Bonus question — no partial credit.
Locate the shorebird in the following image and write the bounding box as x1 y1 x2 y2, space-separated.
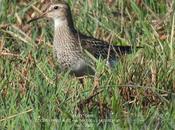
28 2 139 77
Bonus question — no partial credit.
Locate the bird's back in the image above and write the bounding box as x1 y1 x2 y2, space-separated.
76 32 135 61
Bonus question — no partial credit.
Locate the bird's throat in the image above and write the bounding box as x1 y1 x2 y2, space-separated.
54 18 67 29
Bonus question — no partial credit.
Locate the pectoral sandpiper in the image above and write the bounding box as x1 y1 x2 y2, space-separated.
28 1 140 77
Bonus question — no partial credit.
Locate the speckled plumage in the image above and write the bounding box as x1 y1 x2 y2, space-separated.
29 2 137 77
53 23 93 76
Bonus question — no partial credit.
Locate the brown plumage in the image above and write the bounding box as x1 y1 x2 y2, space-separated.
28 2 139 77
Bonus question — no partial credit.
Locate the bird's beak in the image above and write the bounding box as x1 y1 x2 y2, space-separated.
27 12 47 23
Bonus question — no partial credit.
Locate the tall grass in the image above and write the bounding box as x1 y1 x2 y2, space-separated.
0 0 175 129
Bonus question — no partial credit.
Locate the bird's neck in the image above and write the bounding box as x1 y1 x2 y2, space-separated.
54 16 75 31
53 18 76 47
54 18 66 29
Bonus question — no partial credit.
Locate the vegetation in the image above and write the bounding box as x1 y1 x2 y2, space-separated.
0 0 175 129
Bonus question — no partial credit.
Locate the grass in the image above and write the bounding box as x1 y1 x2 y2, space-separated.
0 0 175 129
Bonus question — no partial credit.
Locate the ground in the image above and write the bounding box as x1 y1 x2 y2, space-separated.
0 0 175 129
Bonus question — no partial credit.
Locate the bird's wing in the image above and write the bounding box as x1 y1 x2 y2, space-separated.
77 33 134 59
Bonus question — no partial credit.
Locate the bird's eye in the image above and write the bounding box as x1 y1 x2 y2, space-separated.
54 6 59 10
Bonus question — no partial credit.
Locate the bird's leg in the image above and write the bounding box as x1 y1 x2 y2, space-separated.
78 77 84 85
77 76 87 86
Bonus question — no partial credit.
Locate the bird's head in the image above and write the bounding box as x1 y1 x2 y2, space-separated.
28 2 74 28
44 2 70 20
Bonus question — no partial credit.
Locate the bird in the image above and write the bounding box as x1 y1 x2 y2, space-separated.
28 1 140 77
